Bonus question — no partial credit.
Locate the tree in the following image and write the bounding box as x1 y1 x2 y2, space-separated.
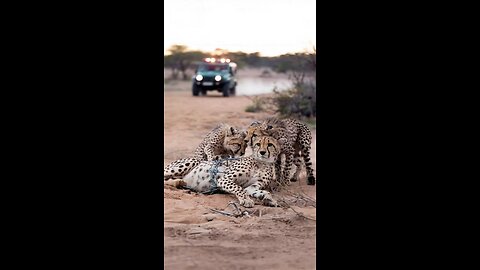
164 45 206 80
164 54 179 79
178 51 205 80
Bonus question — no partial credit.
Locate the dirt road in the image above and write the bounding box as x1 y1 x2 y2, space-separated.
163 84 317 269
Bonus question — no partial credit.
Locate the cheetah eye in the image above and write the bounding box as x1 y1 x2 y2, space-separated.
268 143 273 147
252 134 257 137
255 143 260 146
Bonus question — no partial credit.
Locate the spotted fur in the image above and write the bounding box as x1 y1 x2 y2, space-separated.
163 124 247 180
244 117 315 185
164 157 201 181
177 135 284 208
193 123 245 161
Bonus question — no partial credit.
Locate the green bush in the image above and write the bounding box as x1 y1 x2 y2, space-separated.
245 97 265 113
272 81 316 118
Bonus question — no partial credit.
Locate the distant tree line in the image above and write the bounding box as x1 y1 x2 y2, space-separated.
164 45 316 80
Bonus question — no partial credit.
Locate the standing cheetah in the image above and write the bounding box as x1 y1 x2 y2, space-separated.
244 117 315 185
281 118 315 185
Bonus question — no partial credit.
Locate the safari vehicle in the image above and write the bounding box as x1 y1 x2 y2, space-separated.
192 58 237 97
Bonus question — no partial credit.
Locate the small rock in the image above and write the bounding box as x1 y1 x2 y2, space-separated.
186 227 210 235
205 214 215 221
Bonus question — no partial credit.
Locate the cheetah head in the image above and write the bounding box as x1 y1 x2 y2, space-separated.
251 135 282 163
224 129 247 157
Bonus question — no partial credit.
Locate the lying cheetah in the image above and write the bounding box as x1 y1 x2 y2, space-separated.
167 135 285 208
244 117 315 185
164 124 247 180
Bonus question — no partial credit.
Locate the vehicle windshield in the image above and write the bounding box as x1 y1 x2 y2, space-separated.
197 64 229 72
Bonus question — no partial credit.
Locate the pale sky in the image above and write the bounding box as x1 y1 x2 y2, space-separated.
164 0 316 57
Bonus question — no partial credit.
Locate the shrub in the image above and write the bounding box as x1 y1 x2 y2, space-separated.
245 96 265 113
245 46 316 119
272 80 316 118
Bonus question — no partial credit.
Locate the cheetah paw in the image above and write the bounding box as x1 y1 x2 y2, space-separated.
260 193 273 201
239 197 254 208
261 194 278 207
264 199 279 207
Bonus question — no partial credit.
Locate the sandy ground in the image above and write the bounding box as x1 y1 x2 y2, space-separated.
164 70 317 270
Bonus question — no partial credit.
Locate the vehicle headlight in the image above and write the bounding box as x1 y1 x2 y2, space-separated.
215 75 222 81
195 75 203 81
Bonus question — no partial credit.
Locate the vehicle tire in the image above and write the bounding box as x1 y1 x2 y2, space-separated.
230 86 236 96
222 84 230 97
201 89 207 96
192 85 200 96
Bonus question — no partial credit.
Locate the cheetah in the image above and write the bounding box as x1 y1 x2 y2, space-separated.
193 123 246 161
163 124 247 180
244 118 295 187
244 117 315 185
172 135 285 207
280 118 315 185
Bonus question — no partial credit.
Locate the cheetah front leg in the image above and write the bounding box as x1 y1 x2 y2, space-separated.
274 156 283 183
217 170 255 208
281 150 294 186
291 153 304 182
244 177 278 207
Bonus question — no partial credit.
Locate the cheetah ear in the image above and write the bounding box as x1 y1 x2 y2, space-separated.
230 127 236 135
264 128 275 136
250 121 261 127
278 138 287 145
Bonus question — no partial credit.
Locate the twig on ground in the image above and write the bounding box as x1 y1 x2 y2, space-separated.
279 188 316 208
227 201 243 216
276 198 316 222
208 208 237 217
207 201 253 218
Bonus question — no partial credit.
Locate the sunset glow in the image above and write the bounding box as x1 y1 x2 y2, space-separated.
164 0 316 56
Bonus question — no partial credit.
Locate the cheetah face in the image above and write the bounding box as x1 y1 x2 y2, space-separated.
224 132 247 157
252 136 280 163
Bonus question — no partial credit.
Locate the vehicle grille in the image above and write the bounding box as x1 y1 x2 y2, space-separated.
202 76 215 82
